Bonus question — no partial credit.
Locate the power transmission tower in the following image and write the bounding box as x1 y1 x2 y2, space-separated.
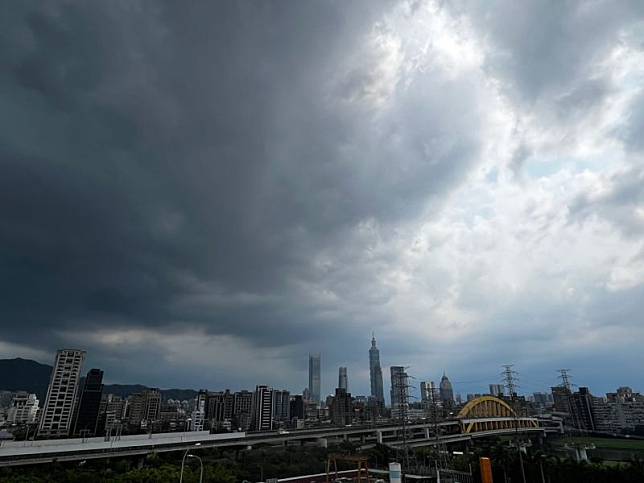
501 364 519 397
501 364 526 483
557 369 579 430
557 369 573 391
427 384 449 470
393 367 414 471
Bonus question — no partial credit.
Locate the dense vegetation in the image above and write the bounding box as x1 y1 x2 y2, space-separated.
2 437 644 482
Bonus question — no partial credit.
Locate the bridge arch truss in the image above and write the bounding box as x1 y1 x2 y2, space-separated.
457 396 539 434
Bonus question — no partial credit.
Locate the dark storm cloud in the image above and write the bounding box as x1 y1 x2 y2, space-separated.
0 0 481 375
3 0 643 396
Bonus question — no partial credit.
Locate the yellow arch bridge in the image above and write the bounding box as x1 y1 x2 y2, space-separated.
457 396 539 434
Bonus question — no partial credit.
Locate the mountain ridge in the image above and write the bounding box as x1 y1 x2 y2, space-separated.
0 358 198 401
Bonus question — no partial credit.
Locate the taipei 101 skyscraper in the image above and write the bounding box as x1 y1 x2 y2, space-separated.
369 334 385 404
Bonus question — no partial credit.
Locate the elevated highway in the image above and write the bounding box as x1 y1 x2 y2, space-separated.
0 414 561 467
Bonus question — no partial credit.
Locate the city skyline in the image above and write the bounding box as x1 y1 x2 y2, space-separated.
1 1 644 397
4 344 643 438
8 343 637 406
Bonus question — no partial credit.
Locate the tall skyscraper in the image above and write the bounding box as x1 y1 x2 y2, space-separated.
390 366 410 411
369 335 384 404
73 368 104 436
38 349 86 438
338 367 348 391
252 385 274 431
439 372 454 405
308 353 321 406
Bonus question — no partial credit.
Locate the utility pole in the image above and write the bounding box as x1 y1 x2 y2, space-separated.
501 364 526 483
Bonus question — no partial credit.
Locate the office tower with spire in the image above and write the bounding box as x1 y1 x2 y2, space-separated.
439 372 454 405
308 353 321 406
38 349 86 438
338 367 348 391
369 335 385 404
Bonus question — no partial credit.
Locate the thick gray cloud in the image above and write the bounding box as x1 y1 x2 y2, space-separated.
1 0 643 398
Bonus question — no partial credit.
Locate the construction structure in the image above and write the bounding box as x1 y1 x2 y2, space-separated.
325 453 370 483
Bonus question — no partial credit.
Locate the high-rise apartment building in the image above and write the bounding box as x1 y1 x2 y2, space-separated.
127 389 161 429
6 392 39 425
252 385 274 431
206 390 235 428
38 349 86 438
289 395 305 421
272 390 290 424
420 381 440 405
190 391 207 431
338 367 348 391
73 368 104 436
420 381 430 402
369 335 385 404
330 388 353 426
569 387 596 431
308 353 321 406
233 390 253 431
96 394 125 435
551 386 572 414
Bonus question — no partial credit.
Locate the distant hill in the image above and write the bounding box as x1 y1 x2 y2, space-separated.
0 358 198 402
0 358 52 401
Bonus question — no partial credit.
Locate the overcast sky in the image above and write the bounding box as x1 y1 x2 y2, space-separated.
1 0 643 399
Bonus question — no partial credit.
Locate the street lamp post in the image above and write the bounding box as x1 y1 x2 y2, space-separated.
179 443 202 483
190 454 203 483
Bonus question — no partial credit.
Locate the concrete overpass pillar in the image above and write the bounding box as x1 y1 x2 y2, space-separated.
317 438 328 448
425 428 431 439
377 430 383 444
